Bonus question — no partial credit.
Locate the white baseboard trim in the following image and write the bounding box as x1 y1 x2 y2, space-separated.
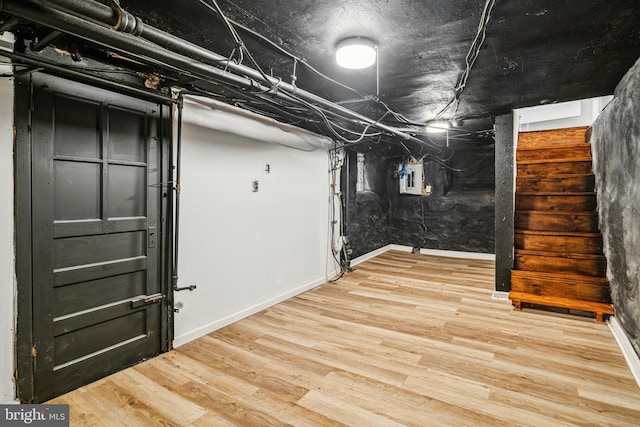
388 244 496 260
608 316 640 389
172 271 336 348
350 244 496 267
350 245 393 266
492 291 510 300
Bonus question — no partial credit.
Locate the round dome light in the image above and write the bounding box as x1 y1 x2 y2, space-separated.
335 38 377 69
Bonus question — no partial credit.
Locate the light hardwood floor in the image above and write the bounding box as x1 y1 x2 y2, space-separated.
50 250 640 426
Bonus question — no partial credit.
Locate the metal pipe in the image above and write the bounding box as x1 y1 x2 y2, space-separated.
171 95 196 293
343 149 351 265
10 0 441 153
2 1 260 88
173 97 182 286
37 0 117 24
32 30 64 52
0 50 173 103
44 0 388 125
0 17 20 32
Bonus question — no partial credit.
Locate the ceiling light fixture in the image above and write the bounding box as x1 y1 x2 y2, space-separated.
335 37 377 69
426 120 451 133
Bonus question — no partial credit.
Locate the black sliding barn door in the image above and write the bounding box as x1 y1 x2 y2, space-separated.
20 74 171 401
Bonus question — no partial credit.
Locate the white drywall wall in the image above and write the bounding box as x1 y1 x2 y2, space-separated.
173 101 335 346
0 73 15 402
517 96 613 131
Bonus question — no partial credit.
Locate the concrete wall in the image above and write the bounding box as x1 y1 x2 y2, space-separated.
590 57 640 357
345 151 390 258
345 138 496 258
173 100 334 346
0 75 15 403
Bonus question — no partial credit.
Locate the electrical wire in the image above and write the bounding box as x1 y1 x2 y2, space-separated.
193 0 470 152
197 0 433 130
327 147 348 282
228 9 443 152
201 0 244 64
435 0 497 120
426 152 491 172
197 0 367 99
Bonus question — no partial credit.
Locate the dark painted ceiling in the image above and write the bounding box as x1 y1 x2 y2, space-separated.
120 0 640 121
3 0 640 150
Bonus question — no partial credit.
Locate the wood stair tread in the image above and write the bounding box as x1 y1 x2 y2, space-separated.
511 269 608 284
509 291 614 314
517 126 589 145
516 192 595 196
517 164 593 177
517 157 592 165
516 142 591 151
515 209 598 217
515 210 596 216
514 249 605 260
515 229 602 238
517 173 594 179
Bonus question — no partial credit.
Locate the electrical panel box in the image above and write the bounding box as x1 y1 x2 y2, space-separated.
399 161 424 195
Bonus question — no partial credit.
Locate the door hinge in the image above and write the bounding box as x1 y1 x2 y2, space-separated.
31 346 37 357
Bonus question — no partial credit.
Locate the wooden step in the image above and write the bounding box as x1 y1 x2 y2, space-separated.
514 230 603 254
517 142 591 151
511 270 609 303
509 291 613 322
515 193 596 212
516 175 594 193
517 126 589 148
515 210 598 232
517 161 592 177
514 249 606 277
516 144 592 163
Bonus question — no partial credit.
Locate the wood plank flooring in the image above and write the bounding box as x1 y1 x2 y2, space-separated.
49 250 640 426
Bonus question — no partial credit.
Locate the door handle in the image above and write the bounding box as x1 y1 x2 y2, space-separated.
131 293 165 308
148 226 157 248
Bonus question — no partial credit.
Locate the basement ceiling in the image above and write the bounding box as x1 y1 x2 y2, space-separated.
3 0 640 149
122 0 640 119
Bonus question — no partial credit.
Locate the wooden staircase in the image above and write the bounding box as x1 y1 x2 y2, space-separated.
509 126 613 322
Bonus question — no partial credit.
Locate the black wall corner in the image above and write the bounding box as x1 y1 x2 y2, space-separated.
590 57 640 357
494 113 514 292
343 150 391 259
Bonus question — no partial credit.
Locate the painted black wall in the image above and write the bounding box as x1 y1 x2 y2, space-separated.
590 57 640 357
344 151 391 258
388 141 495 253
345 138 496 259
494 114 515 292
